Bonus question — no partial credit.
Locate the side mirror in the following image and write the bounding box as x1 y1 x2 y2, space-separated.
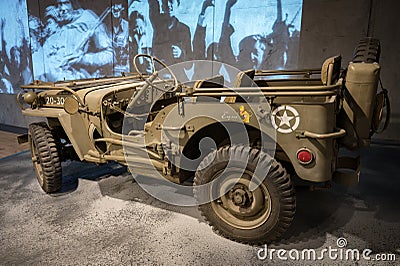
63 96 80 115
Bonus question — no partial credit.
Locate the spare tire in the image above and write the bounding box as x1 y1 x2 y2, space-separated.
352 37 380 63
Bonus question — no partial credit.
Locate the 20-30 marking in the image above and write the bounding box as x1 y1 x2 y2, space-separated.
45 96 65 106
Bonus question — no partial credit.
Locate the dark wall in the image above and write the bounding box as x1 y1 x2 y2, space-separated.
298 0 399 140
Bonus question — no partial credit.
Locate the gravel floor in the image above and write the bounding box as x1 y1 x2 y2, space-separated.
0 143 399 265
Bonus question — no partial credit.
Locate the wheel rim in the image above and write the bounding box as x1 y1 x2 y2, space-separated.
211 169 272 230
29 135 44 187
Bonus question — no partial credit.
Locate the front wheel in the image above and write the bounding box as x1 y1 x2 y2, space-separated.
194 145 295 244
29 122 62 193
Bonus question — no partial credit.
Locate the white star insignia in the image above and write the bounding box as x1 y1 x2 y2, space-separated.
276 110 294 128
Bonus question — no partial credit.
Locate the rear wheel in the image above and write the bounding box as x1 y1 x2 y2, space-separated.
194 145 295 244
29 122 62 193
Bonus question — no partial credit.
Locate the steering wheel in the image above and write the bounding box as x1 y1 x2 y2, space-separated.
133 54 179 92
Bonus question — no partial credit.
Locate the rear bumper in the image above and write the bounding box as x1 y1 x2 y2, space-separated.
333 156 360 186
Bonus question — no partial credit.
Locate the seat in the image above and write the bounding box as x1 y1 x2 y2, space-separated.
193 75 224 89
190 75 224 102
224 69 256 103
321 55 342 85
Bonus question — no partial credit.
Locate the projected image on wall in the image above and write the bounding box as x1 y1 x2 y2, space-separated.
110 0 130 76
0 0 303 92
129 0 303 72
0 1 32 94
27 0 114 82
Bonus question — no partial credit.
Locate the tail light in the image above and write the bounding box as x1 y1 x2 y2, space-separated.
296 148 314 165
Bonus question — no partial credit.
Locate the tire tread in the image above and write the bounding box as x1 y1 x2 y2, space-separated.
29 122 62 193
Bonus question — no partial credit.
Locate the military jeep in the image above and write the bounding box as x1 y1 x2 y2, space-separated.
17 38 389 244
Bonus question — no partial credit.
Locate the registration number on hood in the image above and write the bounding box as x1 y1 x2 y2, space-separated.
42 95 67 107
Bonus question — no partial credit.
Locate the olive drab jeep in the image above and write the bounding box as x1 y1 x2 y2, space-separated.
17 38 390 244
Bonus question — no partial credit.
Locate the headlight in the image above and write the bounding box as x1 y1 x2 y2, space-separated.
23 91 37 104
